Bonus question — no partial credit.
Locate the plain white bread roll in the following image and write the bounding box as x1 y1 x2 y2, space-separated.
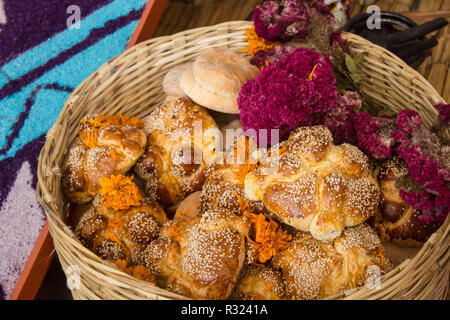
180 47 259 114
162 62 193 96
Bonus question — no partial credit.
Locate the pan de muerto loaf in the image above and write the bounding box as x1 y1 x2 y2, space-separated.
143 208 251 299
244 126 380 241
371 157 442 246
200 136 265 216
272 223 391 299
134 97 219 210
74 174 166 282
63 114 147 204
231 265 286 300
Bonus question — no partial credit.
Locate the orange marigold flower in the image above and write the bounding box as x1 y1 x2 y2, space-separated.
264 282 274 293
131 265 155 283
240 26 280 58
243 211 292 264
114 260 155 283
169 223 182 242
230 136 258 184
80 114 144 148
99 174 142 211
115 259 129 272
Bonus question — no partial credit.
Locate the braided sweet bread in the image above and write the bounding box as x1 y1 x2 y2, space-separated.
200 136 264 216
63 114 147 204
272 223 392 300
134 97 219 210
371 157 442 246
231 265 286 300
143 207 251 299
75 175 167 277
244 126 379 241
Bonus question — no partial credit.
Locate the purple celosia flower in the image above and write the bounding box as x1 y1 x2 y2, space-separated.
395 109 422 133
435 103 450 124
253 0 334 42
238 47 339 144
250 45 296 69
329 31 351 53
352 108 449 223
319 91 362 144
392 109 449 222
353 112 396 160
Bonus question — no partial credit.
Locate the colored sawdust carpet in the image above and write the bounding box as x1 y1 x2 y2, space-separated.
0 0 147 299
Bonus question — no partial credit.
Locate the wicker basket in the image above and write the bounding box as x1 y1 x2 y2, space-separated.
36 21 449 300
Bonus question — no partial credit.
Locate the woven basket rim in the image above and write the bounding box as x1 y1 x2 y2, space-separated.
36 20 449 300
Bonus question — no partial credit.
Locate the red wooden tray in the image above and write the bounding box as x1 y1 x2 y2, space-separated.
10 0 168 300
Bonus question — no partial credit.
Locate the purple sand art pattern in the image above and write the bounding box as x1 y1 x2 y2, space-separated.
0 0 111 65
0 150 47 298
0 7 144 100
0 84 73 156
0 0 147 299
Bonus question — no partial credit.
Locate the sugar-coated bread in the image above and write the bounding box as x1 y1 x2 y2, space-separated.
75 193 167 269
144 208 251 299
62 114 147 204
231 265 286 300
371 157 442 246
272 223 392 300
162 63 193 96
180 47 259 114
200 136 263 216
174 191 201 221
134 97 219 210
244 126 380 241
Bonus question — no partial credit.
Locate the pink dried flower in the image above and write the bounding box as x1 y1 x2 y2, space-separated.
238 47 339 144
250 45 296 69
319 91 362 144
330 31 351 53
395 109 422 133
392 109 449 222
253 0 334 42
400 191 435 215
353 112 395 160
435 103 450 124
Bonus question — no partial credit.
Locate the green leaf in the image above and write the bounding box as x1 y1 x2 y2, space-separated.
377 104 397 117
349 72 361 84
353 53 365 66
345 54 357 74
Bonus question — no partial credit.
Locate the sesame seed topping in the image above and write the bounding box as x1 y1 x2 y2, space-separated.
180 225 241 283
340 224 381 251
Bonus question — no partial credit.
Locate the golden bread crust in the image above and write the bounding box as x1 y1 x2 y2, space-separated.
199 136 264 216
244 126 379 241
231 265 286 300
144 208 251 299
272 224 391 299
371 157 441 245
135 97 219 209
75 196 167 266
63 117 147 204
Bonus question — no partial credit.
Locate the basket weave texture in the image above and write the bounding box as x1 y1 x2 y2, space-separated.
36 21 449 300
